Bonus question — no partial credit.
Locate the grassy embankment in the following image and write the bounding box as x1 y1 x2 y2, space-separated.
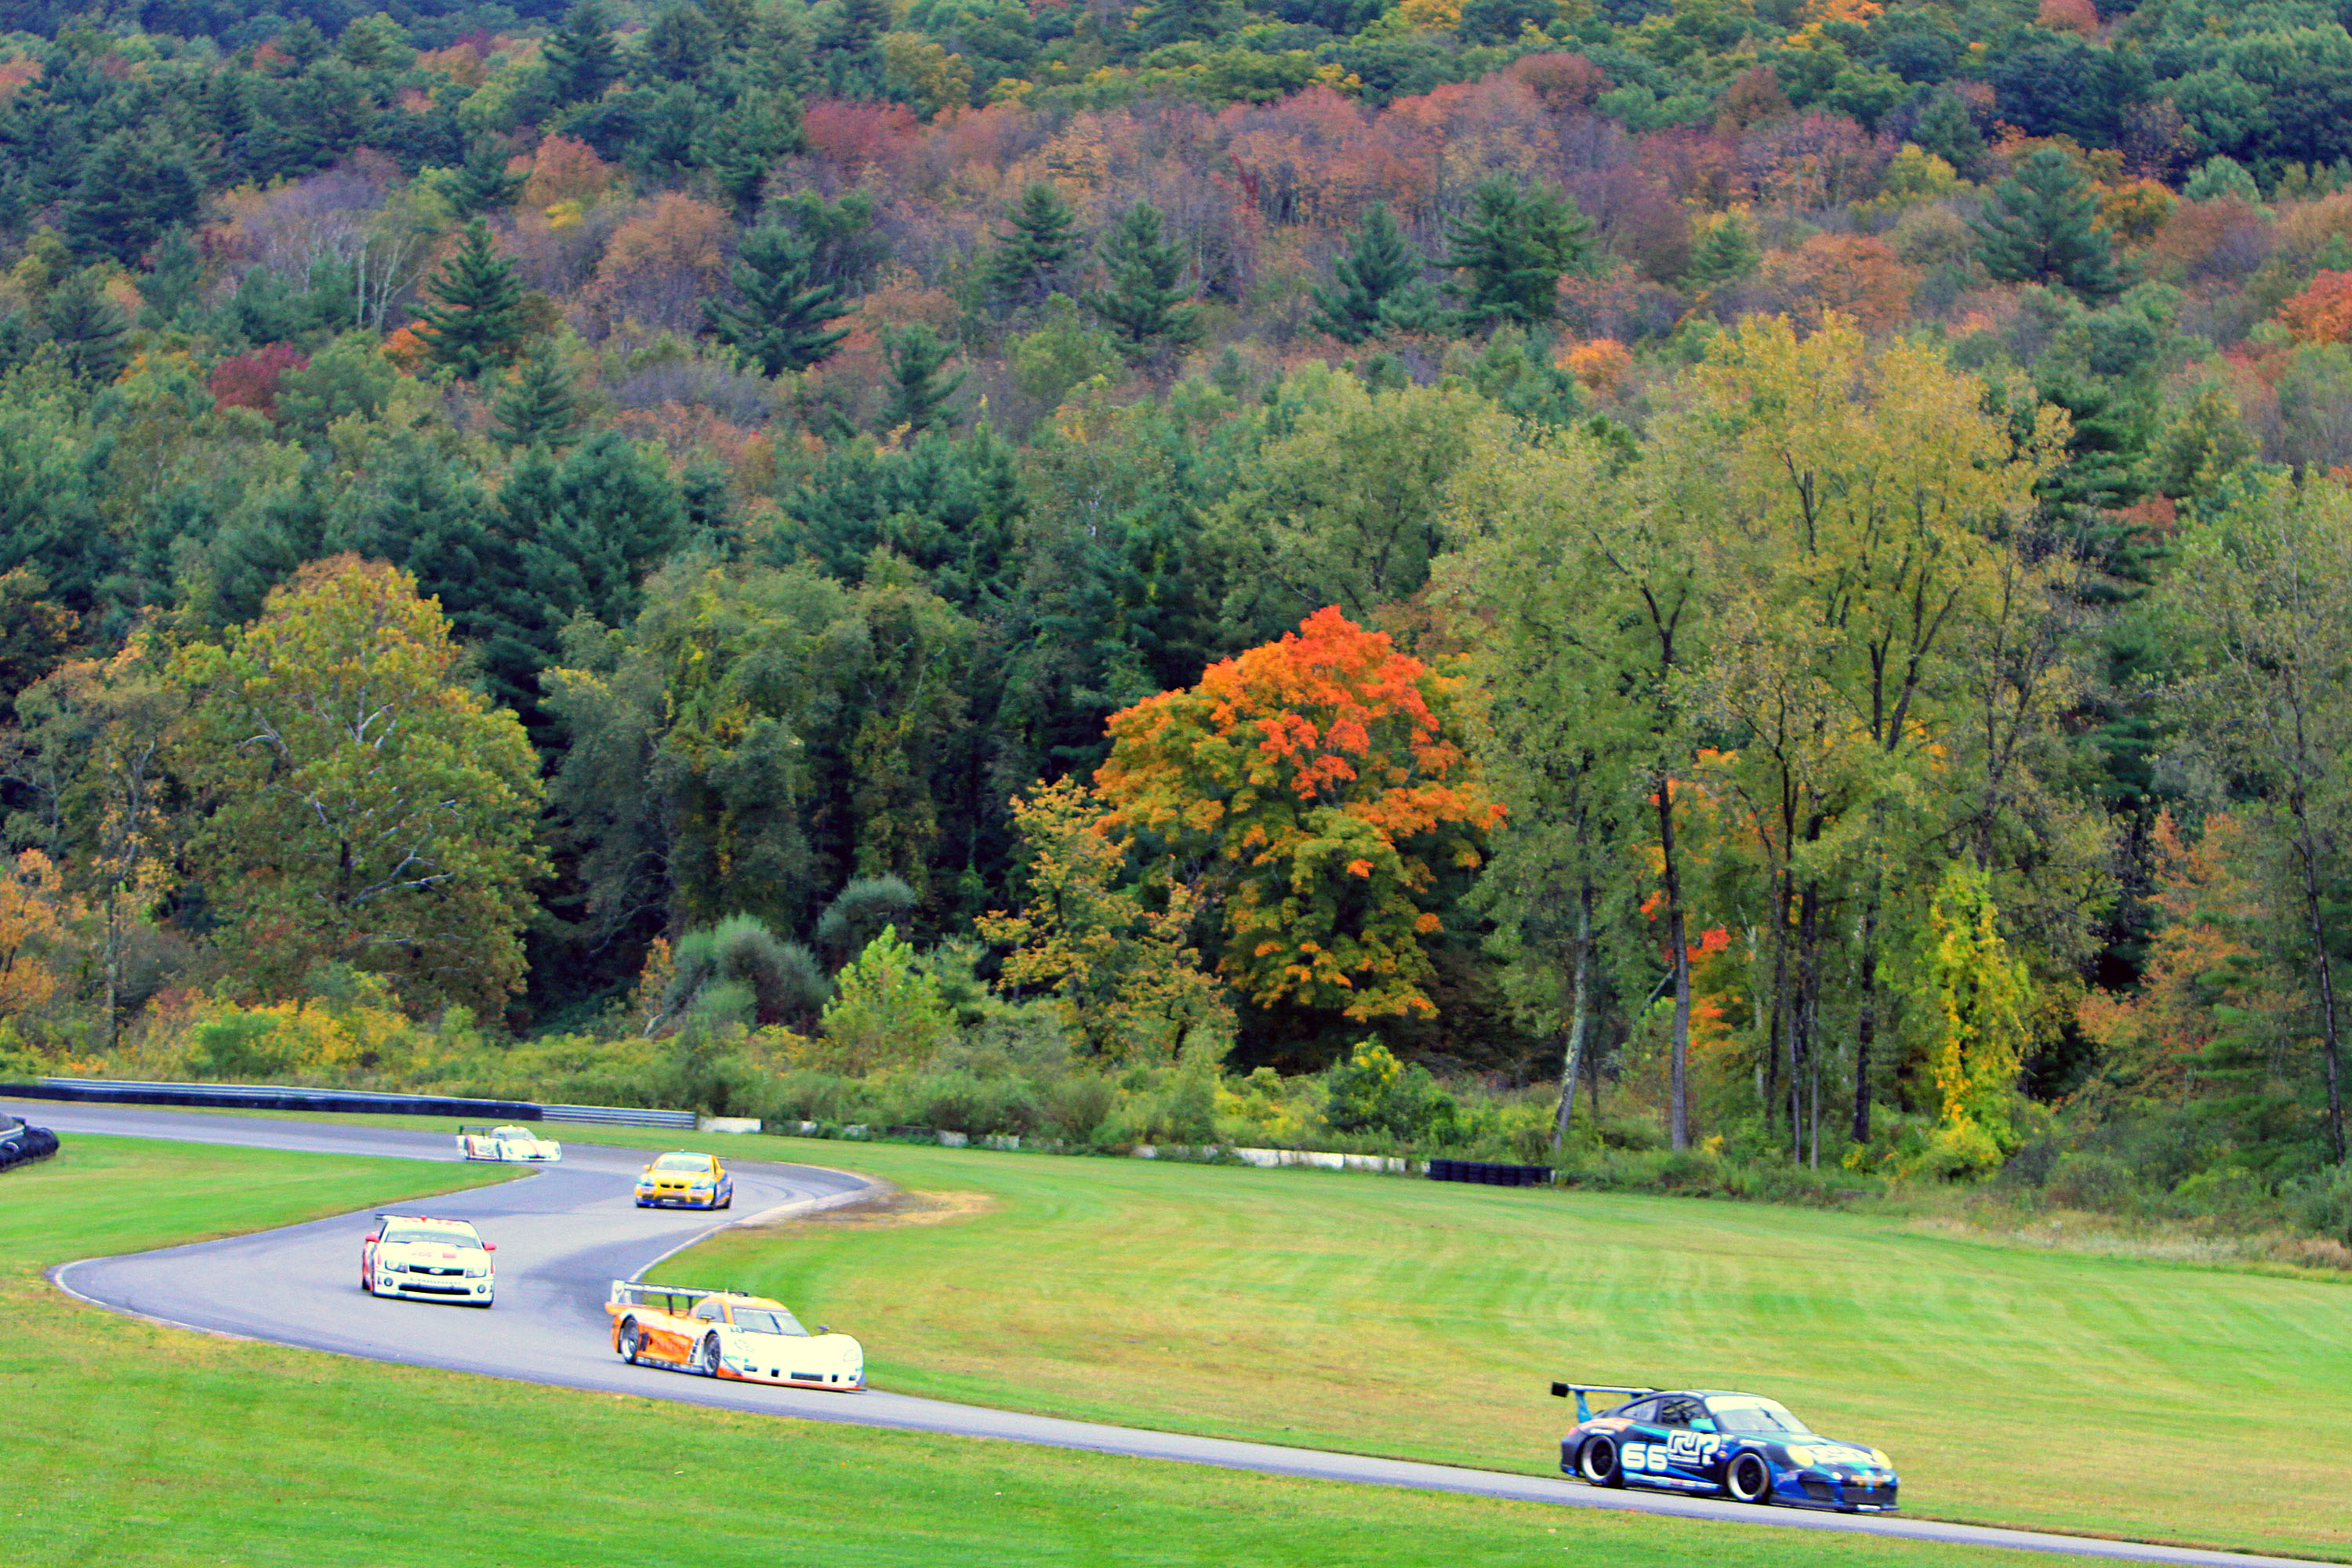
650 1132 2350 1562
8 1132 2048 1568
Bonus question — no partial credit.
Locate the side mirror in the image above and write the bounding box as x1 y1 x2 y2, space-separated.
485 1243 497 1251
818 1324 833 1334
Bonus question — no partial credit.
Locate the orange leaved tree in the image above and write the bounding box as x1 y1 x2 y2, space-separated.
1094 608 1501 1022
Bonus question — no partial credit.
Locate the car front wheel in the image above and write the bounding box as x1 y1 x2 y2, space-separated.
1726 1450 1773 1504
1579 1438 1624 1489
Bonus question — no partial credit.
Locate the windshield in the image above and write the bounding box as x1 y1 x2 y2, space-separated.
654 1154 711 1172
383 1225 479 1248
731 1308 808 1337
1707 1397 1814 1436
491 1127 533 1139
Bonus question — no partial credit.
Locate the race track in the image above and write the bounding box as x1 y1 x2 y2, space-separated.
21 1099 2319 1568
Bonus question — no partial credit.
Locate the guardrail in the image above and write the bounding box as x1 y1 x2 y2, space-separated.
0 1077 693 1129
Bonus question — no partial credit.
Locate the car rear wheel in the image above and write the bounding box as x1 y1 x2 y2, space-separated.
620 1320 643 1364
699 1334 723 1377
1726 1450 1773 1505
1579 1438 1624 1489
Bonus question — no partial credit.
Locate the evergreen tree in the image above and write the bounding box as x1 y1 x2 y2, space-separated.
693 87 804 214
448 138 526 218
1441 177 1593 331
1911 88 1984 178
1091 202 1198 354
1130 0 1242 50
45 270 127 384
881 325 966 437
818 0 891 98
704 224 851 376
492 349 586 449
982 183 1083 309
1682 211 1761 292
543 1 622 103
62 132 201 267
644 2 725 81
1972 149 2123 301
414 220 529 379
141 227 203 329
1308 204 1425 343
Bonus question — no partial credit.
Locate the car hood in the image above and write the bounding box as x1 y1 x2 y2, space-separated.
377 1243 479 1262
734 1330 860 1358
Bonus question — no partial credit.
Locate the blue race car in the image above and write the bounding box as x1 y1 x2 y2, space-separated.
1550 1383 1900 1513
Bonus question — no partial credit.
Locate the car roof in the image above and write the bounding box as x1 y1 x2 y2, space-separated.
381 1214 479 1230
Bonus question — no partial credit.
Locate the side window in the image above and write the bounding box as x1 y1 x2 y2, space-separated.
1615 1399 1661 1424
1655 1396 1704 1428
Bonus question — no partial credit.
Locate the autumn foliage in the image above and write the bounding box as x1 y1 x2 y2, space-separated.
2277 270 2352 344
1095 608 1501 1021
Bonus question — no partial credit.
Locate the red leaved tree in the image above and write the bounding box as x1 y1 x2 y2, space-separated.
209 341 309 416
1094 608 1501 1022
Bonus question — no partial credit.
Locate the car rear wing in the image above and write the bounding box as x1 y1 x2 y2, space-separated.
610 1279 738 1312
1549 1383 1659 1422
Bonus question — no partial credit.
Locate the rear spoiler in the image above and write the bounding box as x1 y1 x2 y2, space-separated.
610 1279 741 1311
1549 1382 1658 1422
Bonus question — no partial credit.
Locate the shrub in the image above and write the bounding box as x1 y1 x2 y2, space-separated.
2044 1152 2138 1213
817 925 951 1073
1324 1040 1456 1144
815 877 918 968
2290 1164 2352 1244
666 915 829 1030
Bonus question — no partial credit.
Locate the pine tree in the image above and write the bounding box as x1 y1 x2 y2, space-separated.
818 0 890 98
692 86 804 214
141 227 203 328
982 183 1083 309
543 1 621 104
45 270 128 383
448 139 525 218
1682 211 1761 292
703 224 851 376
1308 204 1425 343
1091 202 1198 354
414 220 529 379
1130 0 1242 50
1442 177 1593 331
1972 149 2122 301
63 132 201 267
492 349 585 449
880 325 966 437
1911 89 1983 179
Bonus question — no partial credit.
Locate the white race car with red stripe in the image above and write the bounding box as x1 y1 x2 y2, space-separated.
456 1124 562 1163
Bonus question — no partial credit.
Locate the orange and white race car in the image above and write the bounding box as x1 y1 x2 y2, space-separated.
608 1279 864 1390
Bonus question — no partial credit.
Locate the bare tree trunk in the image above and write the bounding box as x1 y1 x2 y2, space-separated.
1552 884 1595 1156
2295 810 2350 1164
1853 882 1879 1147
1657 771 1692 1151
1797 883 1821 1167
1766 869 1790 1138
104 891 122 1054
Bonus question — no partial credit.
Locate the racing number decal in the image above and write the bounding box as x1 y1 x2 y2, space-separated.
1624 1433 1721 1475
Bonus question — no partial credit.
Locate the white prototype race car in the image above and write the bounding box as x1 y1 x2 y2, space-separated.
456 1123 563 1163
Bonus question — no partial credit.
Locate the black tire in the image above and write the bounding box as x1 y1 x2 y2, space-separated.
1726 1450 1773 1505
1579 1437 1624 1489
619 1319 643 1364
699 1334 723 1377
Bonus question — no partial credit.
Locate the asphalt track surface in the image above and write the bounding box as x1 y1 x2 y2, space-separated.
23 1100 2322 1568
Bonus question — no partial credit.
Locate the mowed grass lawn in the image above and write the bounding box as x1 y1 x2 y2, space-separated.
652 1134 2352 1560
6 1134 2052 1568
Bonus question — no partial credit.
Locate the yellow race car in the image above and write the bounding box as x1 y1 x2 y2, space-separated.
608 1280 865 1390
633 1150 733 1209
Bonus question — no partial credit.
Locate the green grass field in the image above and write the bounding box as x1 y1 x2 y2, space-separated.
5 1133 2056 1568
626 1132 2352 1561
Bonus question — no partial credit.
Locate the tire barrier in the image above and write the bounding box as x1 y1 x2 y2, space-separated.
0 1116 59 1172
0 1076 693 1128
1425 1158 1552 1187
